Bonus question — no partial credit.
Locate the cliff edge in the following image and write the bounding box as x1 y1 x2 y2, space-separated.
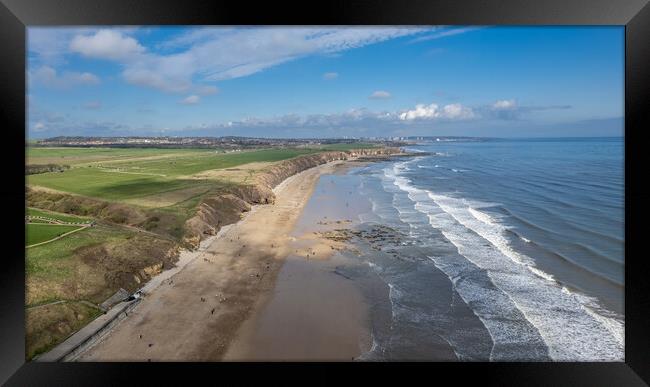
183 148 404 248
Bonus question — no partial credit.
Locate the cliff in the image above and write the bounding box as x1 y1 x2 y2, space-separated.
182 147 403 248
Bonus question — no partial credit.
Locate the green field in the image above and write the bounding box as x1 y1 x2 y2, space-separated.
26 225 128 290
27 148 320 201
26 222 175 307
27 147 210 166
26 224 83 246
91 148 318 176
29 168 201 200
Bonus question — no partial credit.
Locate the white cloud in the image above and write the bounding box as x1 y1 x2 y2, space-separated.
492 99 517 110
179 95 200 105
323 72 339 80
61 27 430 93
399 103 438 120
31 27 434 94
69 29 145 60
33 122 46 131
28 27 97 65
369 90 391 99
399 103 474 120
204 101 477 131
30 65 100 88
442 103 476 119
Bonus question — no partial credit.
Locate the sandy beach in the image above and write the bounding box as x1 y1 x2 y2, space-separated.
78 160 369 361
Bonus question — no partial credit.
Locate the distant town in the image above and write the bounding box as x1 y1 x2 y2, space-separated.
30 136 489 149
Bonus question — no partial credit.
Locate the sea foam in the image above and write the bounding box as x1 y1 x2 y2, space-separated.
382 159 624 361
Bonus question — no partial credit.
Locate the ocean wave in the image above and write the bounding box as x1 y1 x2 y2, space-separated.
382 163 624 361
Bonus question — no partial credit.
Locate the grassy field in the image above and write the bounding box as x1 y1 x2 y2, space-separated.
27 224 130 305
27 207 92 224
25 222 178 359
27 148 320 202
26 225 118 360
27 147 210 166
98 148 319 175
26 224 83 246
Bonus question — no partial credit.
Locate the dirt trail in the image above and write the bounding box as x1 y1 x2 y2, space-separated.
77 161 341 361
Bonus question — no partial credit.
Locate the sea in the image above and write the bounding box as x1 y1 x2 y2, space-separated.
338 137 624 361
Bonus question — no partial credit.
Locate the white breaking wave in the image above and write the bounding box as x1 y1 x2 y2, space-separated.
468 207 498 225
383 160 624 361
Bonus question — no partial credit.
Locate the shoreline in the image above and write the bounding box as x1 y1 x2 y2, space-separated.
223 161 375 361
75 159 357 361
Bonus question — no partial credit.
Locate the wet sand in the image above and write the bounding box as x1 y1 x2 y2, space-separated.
224 162 387 361
224 254 371 361
79 161 357 361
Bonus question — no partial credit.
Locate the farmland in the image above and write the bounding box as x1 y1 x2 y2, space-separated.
27 148 320 203
27 147 207 166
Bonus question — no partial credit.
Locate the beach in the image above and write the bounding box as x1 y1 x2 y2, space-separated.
78 160 374 361
224 162 377 361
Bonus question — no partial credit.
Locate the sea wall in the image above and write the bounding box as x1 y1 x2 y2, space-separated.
182 148 403 248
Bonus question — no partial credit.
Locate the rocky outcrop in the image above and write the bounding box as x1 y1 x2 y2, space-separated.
183 194 252 247
182 147 404 248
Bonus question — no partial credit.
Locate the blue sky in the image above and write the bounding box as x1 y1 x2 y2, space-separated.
27 26 624 139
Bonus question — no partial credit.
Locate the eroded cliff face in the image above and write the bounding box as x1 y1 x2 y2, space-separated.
182 148 403 248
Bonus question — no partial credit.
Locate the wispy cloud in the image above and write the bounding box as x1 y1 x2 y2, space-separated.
179 95 200 105
323 72 339 80
369 90 392 99
409 26 486 44
483 99 572 120
34 27 432 94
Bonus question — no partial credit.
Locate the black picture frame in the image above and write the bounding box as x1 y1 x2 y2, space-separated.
1 0 648 385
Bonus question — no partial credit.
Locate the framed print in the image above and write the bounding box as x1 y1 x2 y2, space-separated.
1 0 649 385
